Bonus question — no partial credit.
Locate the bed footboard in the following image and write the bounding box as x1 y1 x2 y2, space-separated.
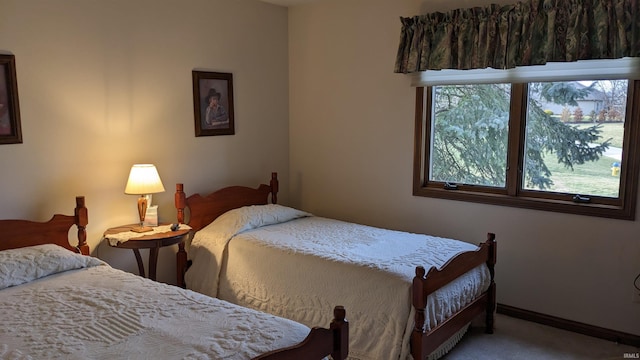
252 305 349 360
411 233 496 360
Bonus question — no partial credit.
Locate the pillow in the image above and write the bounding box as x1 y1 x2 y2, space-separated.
200 204 312 239
0 244 105 290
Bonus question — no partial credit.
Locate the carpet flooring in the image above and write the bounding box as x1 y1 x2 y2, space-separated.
441 314 639 360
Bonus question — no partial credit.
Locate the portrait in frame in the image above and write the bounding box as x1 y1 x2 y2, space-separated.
0 54 22 144
192 71 235 136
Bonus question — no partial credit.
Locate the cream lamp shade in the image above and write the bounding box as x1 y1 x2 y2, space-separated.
125 164 165 195
125 164 165 232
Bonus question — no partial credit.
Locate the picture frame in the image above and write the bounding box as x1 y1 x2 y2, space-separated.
192 71 235 136
0 54 22 144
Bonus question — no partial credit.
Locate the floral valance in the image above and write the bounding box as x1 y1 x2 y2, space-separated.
394 0 640 74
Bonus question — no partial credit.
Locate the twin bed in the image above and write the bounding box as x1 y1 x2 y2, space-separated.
175 172 497 360
0 196 348 360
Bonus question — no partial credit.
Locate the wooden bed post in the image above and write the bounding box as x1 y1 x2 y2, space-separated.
331 306 349 360
175 183 188 288
74 196 89 255
270 172 279 204
411 266 427 360
485 232 497 334
175 183 186 224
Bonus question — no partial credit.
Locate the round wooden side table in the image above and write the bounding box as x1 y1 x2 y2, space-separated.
104 224 190 282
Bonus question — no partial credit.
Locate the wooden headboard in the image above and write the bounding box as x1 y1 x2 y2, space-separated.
175 172 279 232
0 196 89 255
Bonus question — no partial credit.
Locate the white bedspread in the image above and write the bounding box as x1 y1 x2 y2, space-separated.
0 244 311 360
185 205 491 360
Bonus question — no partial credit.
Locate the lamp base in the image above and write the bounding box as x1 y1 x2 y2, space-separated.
132 195 152 233
130 226 153 233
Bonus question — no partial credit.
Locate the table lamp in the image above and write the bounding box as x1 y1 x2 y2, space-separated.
124 164 165 232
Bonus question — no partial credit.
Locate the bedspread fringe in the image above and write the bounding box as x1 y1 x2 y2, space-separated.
426 323 470 360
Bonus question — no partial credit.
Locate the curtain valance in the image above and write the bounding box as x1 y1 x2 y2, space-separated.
394 0 640 74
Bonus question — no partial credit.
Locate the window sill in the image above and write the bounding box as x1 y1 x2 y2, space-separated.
413 186 634 220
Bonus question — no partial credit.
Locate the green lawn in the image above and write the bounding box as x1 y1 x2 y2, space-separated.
533 151 621 198
523 122 624 198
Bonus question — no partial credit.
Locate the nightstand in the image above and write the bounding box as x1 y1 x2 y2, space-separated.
104 224 190 282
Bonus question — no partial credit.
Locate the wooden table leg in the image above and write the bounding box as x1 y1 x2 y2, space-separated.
148 248 159 281
132 249 145 278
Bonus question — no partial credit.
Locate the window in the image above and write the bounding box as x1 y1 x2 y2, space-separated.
413 59 640 219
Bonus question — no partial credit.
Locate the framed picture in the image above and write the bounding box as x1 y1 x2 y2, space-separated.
0 54 22 144
192 71 234 136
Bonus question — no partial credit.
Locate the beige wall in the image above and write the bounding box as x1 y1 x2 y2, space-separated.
288 0 640 336
0 0 289 283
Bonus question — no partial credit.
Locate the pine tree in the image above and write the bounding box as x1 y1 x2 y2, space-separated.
431 82 609 189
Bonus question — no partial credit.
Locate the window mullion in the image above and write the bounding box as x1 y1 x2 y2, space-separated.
506 83 526 196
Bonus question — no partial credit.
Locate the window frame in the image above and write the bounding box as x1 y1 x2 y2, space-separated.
413 80 640 220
